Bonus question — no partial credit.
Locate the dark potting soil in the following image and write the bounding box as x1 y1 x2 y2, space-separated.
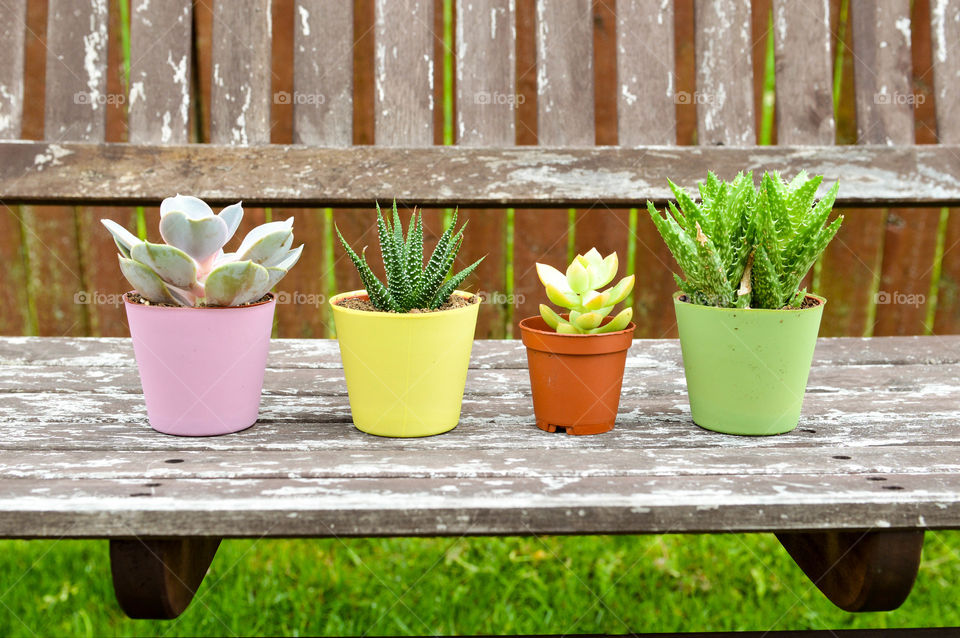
125 292 274 308
336 294 478 313
677 294 823 310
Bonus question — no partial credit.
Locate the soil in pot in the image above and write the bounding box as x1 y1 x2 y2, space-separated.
519 316 635 435
673 292 825 436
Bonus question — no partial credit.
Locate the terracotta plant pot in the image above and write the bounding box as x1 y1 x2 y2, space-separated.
330 290 480 437
673 292 826 435
519 316 636 435
124 293 276 436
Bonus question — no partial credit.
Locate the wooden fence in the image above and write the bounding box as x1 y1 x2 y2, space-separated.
1 0 957 339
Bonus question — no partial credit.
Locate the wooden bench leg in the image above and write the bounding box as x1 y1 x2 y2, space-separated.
110 537 221 619
776 530 924 612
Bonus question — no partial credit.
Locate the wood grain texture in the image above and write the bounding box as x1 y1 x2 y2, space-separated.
373 0 434 146
694 0 755 146
931 0 960 334
128 0 192 144
616 0 675 145
535 0 593 146
772 0 836 145
293 0 353 145
0 0 26 139
930 0 960 144
0 3 30 334
2 143 960 206
455 0 515 337
1 334 957 541
210 0 272 145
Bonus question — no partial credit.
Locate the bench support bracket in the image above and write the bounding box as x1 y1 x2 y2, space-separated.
110 537 221 619
776 530 924 612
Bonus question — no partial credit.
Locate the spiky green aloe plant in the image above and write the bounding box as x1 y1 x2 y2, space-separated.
336 201 484 312
646 171 842 309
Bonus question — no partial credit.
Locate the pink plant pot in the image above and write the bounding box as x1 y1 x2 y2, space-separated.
124 293 276 436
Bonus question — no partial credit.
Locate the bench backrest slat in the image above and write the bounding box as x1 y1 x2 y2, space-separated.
129 0 192 144
852 0 915 145
616 0 676 146
211 0 272 145
695 0 755 146
772 0 836 145
44 0 108 142
455 0 516 146
930 0 960 144
374 0 435 146
0 0 26 140
535 0 593 146
293 0 353 146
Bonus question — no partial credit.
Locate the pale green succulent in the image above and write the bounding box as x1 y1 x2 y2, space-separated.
537 249 634 334
102 195 302 307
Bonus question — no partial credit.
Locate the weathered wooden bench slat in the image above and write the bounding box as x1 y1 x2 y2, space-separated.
0 0 26 140
0 445 958 480
2 336 956 368
210 0 271 145
4 143 959 206
772 0 835 145
293 0 353 146
128 0 192 144
695 0 755 146
1 402 958 451
4 361 958 400
616 0 675 145
931 0 960 145
1 472 959 538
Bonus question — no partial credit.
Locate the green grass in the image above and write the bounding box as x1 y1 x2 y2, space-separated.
1 533 958 636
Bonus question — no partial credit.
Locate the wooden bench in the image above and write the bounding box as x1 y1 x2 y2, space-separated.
1 0 959 632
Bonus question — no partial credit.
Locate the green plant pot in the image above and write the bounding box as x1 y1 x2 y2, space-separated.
673 292 825 435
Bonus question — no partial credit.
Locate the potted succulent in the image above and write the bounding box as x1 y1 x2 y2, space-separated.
101 195 302 436
519 249 635 435
331 201 483 437
647 171 842 435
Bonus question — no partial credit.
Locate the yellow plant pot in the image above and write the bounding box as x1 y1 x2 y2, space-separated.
330 290 480 437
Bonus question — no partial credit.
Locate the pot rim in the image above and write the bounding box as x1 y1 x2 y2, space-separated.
672 291 826 313
329 289 480 318
123 291 275 311
517 315 637 338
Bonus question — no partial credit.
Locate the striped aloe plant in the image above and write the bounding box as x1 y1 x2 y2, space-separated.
336 201 484 312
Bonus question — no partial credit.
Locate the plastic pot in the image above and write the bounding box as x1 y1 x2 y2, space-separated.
330 290 480 437
124 293 276 436
673 292 825 435
519 316 636 435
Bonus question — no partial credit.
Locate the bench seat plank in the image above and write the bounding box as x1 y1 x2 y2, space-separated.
0 336 957 539
0 471 959 538
2 143 960 207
